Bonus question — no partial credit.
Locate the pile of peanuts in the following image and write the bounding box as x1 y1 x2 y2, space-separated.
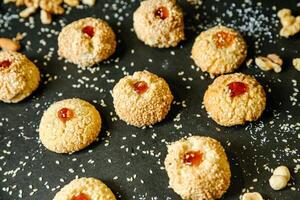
3 0 96 24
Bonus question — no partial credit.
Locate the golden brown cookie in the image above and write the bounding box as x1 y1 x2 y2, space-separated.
191 25 247 76
133 0 185 48
0 51 40 103
58 17 116 67
112 70 173 127
203 73 266 126
53 177 116 200
164 136 231 200
39 98 101 153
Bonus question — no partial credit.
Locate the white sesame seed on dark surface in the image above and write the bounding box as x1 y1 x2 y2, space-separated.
0 0 300 199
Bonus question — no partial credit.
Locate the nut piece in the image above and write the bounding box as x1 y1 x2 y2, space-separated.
64 0 80 7
273 166 291 181
255 54 283 73
269 165 290 190
19 6 36 18
269 175 288 190
242 192 264 200
82 0 95 6
40 9 52 24
278 9 300 38
5 0 96 24
0 38 21 51
24 0 39 8
39 0 64 15
293 58 300 71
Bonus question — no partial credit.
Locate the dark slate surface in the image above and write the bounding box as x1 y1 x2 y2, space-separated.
0 0 300 199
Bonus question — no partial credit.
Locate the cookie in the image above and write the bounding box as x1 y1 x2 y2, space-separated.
164 136 231 200
58 17 117 67
133 0 185 48
0 51 40 103
112 70 173 127
53 177 116 200
203 73 266 126
191 25 247 76
39 98 101 153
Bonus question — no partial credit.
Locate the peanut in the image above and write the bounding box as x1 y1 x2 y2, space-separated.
278 9 300 38
293 58 300 71
273 166 290 181
255 54 283 73
269 165 290 190
242 192 264 200
0 38 21 52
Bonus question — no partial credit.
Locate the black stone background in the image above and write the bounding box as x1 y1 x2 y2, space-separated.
0 0 300 199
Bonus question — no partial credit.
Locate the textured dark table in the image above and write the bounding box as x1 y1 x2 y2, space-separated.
0 0 300 199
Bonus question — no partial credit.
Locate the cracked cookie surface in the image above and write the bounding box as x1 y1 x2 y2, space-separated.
39 98 101 153
0 51 40 103
191 25 247 76
112 70 173 127
133 0 184 48
53 177 116 200
203 73 266 126
164 136 231 200
58 17 116 67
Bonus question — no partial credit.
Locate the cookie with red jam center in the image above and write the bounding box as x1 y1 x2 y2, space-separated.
203 73 266 126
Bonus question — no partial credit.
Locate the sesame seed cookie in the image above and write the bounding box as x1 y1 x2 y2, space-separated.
53 177 116 200
58 17 117 67
39 98 101 153
164 136 231 200
191 25 247 76
0 51 40 103
204 73 266 126
112 70 173 127
133 0 185 48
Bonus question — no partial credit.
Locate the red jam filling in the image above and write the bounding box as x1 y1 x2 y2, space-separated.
133 81 148 94
82 26 95 38
155 7 169 20
228 82 248 97
71 193 90 200
57 108 73 123
0 60 12 69
183 151 203 166
213 31 236 48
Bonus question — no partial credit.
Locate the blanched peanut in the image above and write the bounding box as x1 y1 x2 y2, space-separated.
40 9 52 24
269 175 288 190
64 0 80 7
293 58 300 71
273 166 290 181
242 192 264 200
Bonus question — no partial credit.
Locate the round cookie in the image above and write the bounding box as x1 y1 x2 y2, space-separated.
0 51 40 103
203 73 266 126
53 177 116 200
164 136 231 200
39 98 101 153
112 70 173 127
191 25 247 76
58 17 117 67
133 0 185 48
